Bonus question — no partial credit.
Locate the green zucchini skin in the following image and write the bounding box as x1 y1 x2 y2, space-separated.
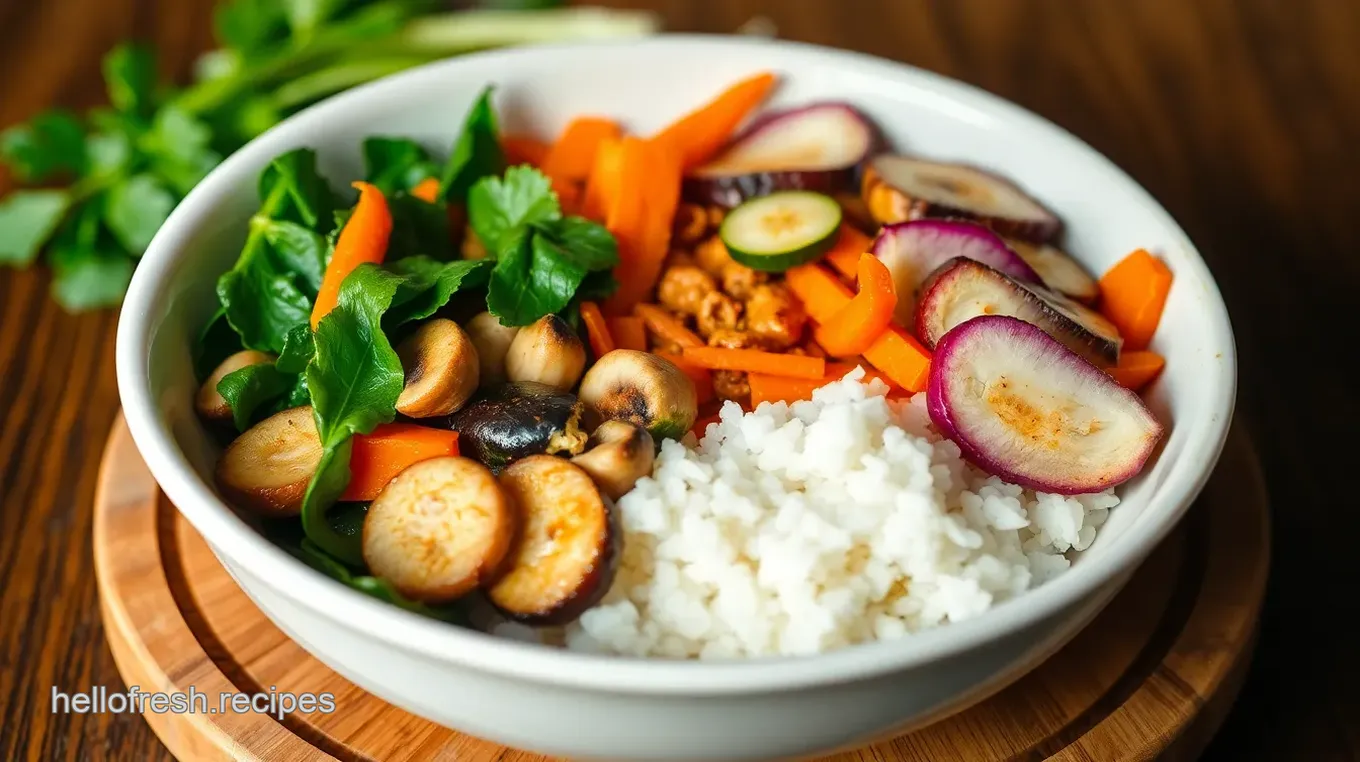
446 381 588 473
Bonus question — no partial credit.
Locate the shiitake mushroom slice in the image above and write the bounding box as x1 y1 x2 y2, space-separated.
487 455 619 626
214 406 322 517
447 381 589 473
395 318 480 418
361 456 517 604
571 420 655 500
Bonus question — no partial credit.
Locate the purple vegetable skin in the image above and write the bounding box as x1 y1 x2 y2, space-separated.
916 256 1122 367
863 154 1063 243
927 315 1162 495
870 219 1040 327
683 102 877 208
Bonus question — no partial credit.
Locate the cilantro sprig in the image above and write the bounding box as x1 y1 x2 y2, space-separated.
0 0 658 311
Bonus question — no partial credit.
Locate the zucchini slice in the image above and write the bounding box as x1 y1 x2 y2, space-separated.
718 190 843 272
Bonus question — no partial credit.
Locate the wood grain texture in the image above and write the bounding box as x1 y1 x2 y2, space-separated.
0 0 1353 760
94 415 1267 761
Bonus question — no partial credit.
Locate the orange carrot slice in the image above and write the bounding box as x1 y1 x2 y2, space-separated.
342 424 460 502
633 303 704 348
1107 350 1166 391
786 263 932 391
655 351 715 405
311 182 392 329
411 177 440 203
1098 249 1173 350
814 253 898 357
502 134 550 167
748 374 821 407
604 138 682 316
579 301 615 358
823 225 874 281
582 137 624 223
607 316 647 351
543 118 622 195
654 72 778 170
682 346 825 379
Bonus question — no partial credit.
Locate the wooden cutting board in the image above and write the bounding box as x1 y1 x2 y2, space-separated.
93 414 1269 761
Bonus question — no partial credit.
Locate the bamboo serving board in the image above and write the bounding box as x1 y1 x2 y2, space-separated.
94 414 1269 761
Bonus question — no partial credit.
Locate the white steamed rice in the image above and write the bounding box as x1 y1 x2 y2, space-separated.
500 369 1118 658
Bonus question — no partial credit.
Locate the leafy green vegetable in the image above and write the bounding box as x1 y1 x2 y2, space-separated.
195 307 244 381
0 191 70 266
0 111 87 183
466 164 558 250
385 256 492 326
103 44 159 116
385 192 452 261
216 148 337 353
300 264 407 564
468 165 618 326
363 137 438 195
0 0 655 311
105 174 177 255
217 323 316 430
439 86 503 203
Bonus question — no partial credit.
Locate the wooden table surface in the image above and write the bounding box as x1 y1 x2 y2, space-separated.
1 0 1355 759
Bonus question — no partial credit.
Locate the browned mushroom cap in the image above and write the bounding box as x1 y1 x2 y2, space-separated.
504 314 586 392
196 350 276 422
395 319 480 418
487 455 618 625
362 456 517 604
571 420 655 501
214 406 322 517
463 311 520 388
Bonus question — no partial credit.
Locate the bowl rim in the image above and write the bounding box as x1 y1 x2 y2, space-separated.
116 33 1237 694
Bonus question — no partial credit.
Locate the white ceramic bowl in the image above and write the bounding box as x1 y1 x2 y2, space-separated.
115 35 1236 761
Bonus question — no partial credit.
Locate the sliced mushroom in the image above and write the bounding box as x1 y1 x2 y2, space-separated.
362 456 517 604
395 319 479 418
504 314 586 391
214 406 322 517
196 350 276 423
578 349 698 440
464 311 521 388
487 455 619 625
570 420 655 501
447 381 588 473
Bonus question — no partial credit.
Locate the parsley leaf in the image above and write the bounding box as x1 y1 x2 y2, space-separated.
0 111 88 183
105 174 177 255
466 164 559 251
535 215 618 270
385 256 492 326
362 136 438 195
439 85 503 203
0 191 70 266
103 44 158 116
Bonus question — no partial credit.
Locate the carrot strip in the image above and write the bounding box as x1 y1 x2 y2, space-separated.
502 134 550 168
823 362 901 389
786 263 932 391
607 316 647 351
579 301 615 358
823 225 875 281
1107 350 1166 391
682 346 825 379
785 262 855 323
582 137 623 223
814 253 898 357
312 182 392 329
654 72 778 170
1098 249 1173 350
411 177 440 203
634 303 704 348
604 138 683 315
342 424 460 502
749 374 821 407
656 351 715 405
543 118 622 197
